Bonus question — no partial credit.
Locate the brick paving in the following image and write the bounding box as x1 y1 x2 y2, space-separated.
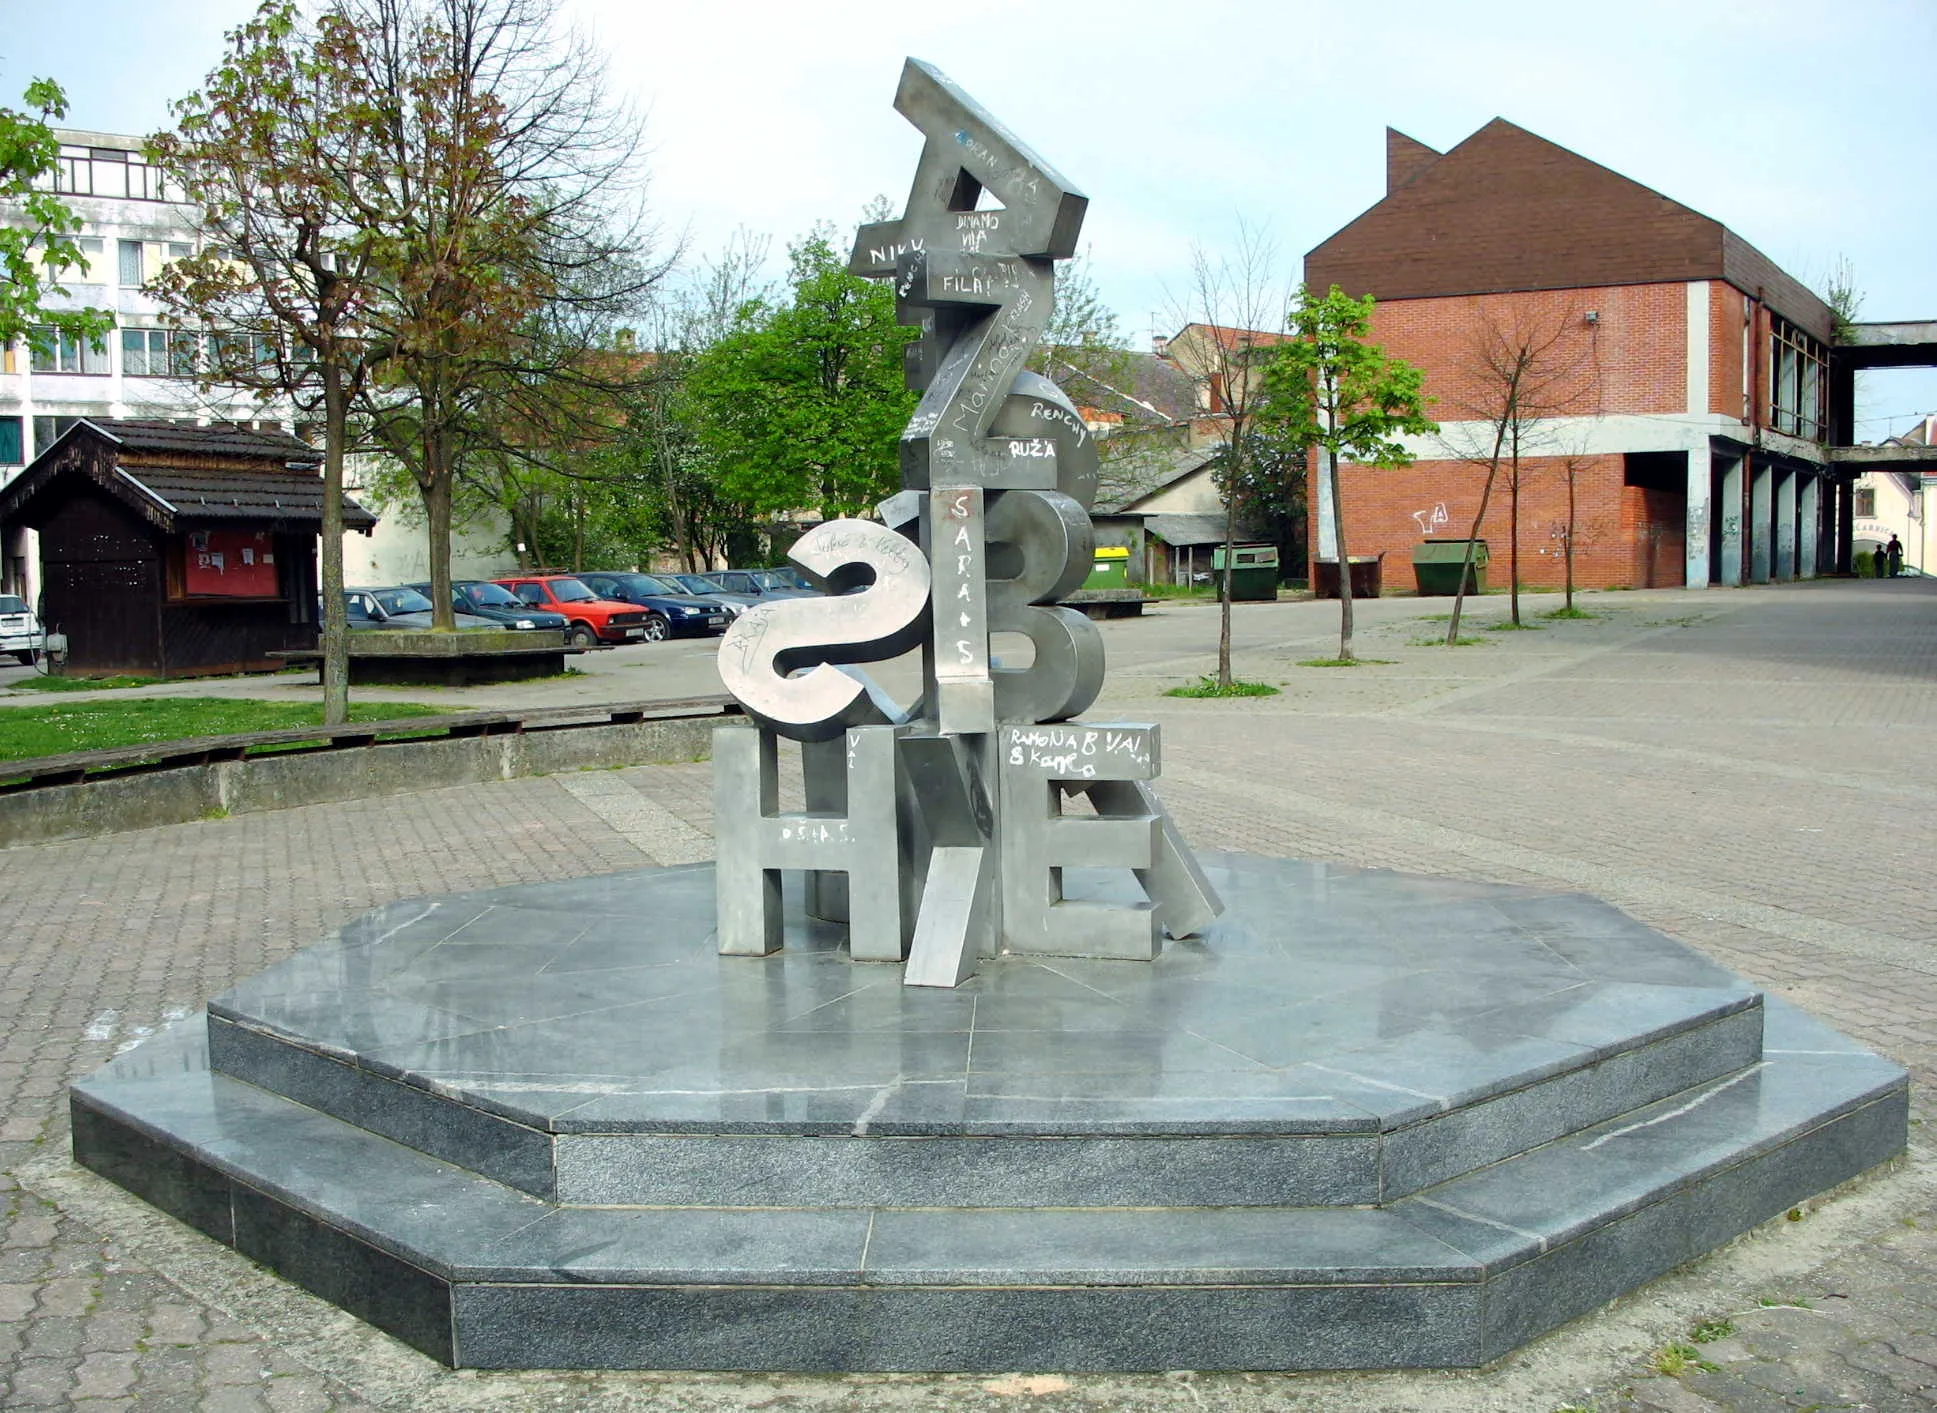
1 577 1934 1410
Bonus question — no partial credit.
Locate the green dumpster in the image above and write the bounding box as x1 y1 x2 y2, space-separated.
1411 539 1488 596
1083 545 1131 590
1213 544 1279 601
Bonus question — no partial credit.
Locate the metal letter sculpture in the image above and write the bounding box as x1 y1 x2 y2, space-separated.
713 58 1221 986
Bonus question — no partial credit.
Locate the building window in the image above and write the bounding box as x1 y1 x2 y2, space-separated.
0 418 21 466
31 416 83 455
50 145 178 202
1768 316 1828 441
1854 487 1876 518
28 327 110 375
210 331 280 376
122 328 197 377
116 240 193 288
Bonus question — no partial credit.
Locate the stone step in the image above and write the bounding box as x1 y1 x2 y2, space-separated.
71 1003 1906 1372
198 858 1771 1206
205 986 1767 1207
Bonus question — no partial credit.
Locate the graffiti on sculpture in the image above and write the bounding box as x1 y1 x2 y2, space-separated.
712 59 1221 987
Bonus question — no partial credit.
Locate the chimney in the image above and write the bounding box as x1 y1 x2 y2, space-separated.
1386 128 1440 193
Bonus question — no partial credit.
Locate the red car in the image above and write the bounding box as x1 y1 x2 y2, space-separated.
493 574 656 647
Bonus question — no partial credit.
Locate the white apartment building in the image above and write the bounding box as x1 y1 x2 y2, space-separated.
1852 414 1936 575
3 128 531 604
0 128 282 598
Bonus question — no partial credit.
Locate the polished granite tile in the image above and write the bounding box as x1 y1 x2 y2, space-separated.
465 1205 872 1283
70 976 1905 1373
1379 1010 1766 1198
1410 1050 1906 1255
70 1095 235 1243
204 856 1789 1147
553 1131 1381 1208
862 1206 1477 1284
549 1077 972 1135
1464 982 1760 1058
232 1184 454 1364
451 1282 1484 1372
208 1015 557 1197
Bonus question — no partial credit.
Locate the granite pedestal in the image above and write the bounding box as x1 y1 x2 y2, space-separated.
71 854 1907 1371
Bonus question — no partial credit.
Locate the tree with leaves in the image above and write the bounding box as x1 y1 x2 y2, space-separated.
1262 284 1435 663
0 75 112 357
1433 308 1592 639
148 3 389 725
684 232 916 525
1223 420 1309 584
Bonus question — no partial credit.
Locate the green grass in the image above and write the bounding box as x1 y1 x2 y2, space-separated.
1296 656 1392 668
1163 676 1281 698
10 673 158 692
1409 635 1489 647
1690 1317 1735 1344
1544 605 1595 620
1139 582 1216 601
1649 1341 1714 1376
0 698 447 762
1486 620 1544 632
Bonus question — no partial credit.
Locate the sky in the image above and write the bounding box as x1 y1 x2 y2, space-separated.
5 0 1934 434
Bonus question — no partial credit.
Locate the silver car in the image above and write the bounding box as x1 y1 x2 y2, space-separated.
344 587 498 630
0 594 44 664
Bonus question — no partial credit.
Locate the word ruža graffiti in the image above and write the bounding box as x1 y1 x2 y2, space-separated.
712 58 1219 987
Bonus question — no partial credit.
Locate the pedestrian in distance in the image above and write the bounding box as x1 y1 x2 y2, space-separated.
1887 535 1904 577
1873 544 1888 578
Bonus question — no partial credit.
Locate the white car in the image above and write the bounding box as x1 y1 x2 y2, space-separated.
0 594 44 665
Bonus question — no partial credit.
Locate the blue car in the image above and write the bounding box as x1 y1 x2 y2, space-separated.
708 567 820 601
574 572 730 638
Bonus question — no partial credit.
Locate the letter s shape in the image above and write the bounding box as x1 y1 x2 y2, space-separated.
717 519 931 742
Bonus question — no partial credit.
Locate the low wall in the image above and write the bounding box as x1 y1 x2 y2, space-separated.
0 710 745 849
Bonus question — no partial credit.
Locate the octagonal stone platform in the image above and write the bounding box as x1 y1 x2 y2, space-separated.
72 855 1907 1371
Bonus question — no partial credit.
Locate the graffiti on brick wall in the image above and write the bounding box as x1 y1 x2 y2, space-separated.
1410 502 1449 536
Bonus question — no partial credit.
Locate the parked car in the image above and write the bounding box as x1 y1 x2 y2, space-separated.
574 571 729 638
708 567 820 600
660 572 760 618
491 574 657 647
408 580 571 632
0 594 45 665
343 587 498 631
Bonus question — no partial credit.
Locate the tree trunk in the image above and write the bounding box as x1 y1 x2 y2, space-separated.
1216 451 1238 689
425 477 454 627
1508 430 1522 626
1564 462 1578 610
1447 420 1510 645
422 406 456 631
1329 446 1354 661
318 364 351 726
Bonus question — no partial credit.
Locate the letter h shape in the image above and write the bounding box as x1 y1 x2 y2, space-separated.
712 725 906 960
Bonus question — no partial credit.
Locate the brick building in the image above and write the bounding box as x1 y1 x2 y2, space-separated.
1304 119 1849 592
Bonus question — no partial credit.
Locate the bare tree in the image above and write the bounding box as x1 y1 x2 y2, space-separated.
1551 446 1598 614
1434 308 1593 640
1163 222 1285 689
341 0 671 627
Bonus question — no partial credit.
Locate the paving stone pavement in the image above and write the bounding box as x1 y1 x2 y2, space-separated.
2 578 1935 1411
